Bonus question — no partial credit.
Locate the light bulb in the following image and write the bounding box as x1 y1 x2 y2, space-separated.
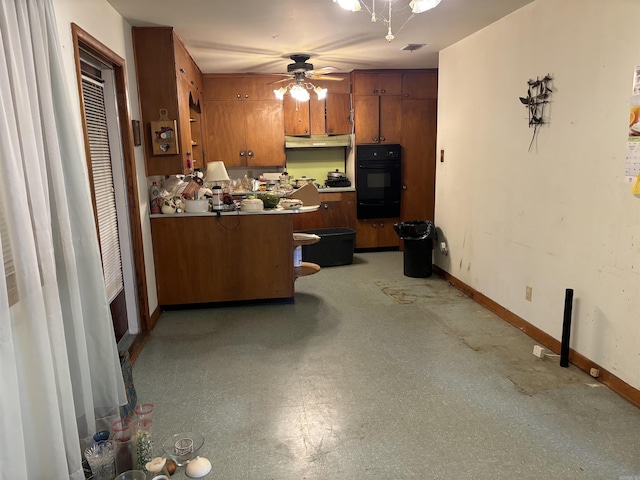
314 86 328 100
274 87 286 100
334 0 361 11
291 85 310 102
409 0 441 14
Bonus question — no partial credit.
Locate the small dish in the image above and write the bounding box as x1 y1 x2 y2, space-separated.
162 432 205 466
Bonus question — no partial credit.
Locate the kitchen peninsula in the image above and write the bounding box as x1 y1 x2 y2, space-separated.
150 207 318 306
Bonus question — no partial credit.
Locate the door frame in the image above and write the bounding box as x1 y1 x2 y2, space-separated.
71 24 151 352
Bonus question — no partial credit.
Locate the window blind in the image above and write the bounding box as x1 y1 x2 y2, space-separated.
82 76 124 303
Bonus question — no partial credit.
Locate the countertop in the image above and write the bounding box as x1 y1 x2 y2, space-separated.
150 205 319 218
231 186 355 195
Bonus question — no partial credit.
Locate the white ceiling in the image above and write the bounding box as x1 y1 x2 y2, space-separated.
105 0 534 74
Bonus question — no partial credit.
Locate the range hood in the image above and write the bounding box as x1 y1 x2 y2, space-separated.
285 134 351 149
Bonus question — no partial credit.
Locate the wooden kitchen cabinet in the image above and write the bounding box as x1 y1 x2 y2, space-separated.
353 72 402 96
292 191 356 231
353 70 401 145
284 73 352 136
355 218 399 249
133 27 203 175
202 74 285 167
354 95 401 144
151 214 294 305
402 71 438 99
401 98 437 222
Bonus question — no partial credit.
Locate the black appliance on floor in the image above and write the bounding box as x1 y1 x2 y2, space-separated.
355 144 402 219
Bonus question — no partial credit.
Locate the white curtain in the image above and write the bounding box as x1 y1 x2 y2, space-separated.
0 1 127 479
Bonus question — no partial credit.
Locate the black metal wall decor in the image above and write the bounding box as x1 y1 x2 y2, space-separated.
519 75 553 151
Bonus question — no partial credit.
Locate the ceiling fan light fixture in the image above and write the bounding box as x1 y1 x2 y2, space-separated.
290 84 311 102
274 87 287 100
314 86 328 100
333 0 361 12
409 0 442 14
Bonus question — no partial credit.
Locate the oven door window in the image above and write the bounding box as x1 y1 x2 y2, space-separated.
357 162 401 201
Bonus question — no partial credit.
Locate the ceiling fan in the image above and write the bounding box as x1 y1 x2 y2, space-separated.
271 54 345 84
270 54 344 102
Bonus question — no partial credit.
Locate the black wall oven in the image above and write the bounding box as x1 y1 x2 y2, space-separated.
356 144 402 219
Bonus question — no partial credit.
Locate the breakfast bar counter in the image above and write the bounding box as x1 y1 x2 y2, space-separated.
150 207 318 306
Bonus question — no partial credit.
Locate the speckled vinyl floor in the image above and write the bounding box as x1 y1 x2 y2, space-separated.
132 251 640 480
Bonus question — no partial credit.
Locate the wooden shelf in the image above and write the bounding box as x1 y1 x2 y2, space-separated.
294 261 321 279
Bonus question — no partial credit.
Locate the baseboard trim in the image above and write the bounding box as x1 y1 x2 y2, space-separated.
128 305 161 364
433 265 640 409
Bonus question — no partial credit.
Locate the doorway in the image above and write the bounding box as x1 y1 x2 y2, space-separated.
71 24 150 348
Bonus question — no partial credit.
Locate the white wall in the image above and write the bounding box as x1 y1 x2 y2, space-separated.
52 0 159 317
435 0 640 389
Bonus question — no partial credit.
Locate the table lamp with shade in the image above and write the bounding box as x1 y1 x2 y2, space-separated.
205 161 230 210
205 161 230 185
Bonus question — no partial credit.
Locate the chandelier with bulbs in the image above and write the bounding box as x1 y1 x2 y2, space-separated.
332 0 442 42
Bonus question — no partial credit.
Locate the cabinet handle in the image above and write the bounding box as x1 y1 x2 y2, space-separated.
373 89 379 94
247 150 254 157
180 68 185 74
379 136 385 142
240 151 246 157
381 89 386 94
372 137 378 142
244 94 249 99
236 94 241 99
379 223 384 227
304 129 308 134
402 185 407 190
191 80 195 85
404 93 410 97
323 204 329 209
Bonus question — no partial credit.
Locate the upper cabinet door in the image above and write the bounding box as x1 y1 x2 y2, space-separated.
402 71 438 99
284 96 311 135
203 76 244 101
202 100 247 167
326 94 351 135
353 72 401 95
354 95 380 143
245 101 285 167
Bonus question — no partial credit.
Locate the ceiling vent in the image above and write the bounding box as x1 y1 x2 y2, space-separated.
400 44 426 52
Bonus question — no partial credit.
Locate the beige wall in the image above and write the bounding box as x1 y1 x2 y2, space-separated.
436 0 640 389
52 0 159 319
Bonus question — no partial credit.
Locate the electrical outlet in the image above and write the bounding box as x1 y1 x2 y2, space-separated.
533 345 545 358
525 286 532 301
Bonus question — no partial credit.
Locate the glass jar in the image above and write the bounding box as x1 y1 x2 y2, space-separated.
111 418 133 474
132 418 153 471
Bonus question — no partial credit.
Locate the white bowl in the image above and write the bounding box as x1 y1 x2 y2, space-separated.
240 198 263 211
184 199 210 213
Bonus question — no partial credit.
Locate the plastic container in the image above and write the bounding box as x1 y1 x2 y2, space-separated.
296 228 356 267
211 185 223 210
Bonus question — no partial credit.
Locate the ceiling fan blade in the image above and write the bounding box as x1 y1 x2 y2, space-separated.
267 76 293 85
314 66 340 73
308 74 345 81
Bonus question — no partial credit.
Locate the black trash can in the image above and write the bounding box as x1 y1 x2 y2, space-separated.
393 220 436 278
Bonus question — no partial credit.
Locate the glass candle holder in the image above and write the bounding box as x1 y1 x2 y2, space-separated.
84 440 116 480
